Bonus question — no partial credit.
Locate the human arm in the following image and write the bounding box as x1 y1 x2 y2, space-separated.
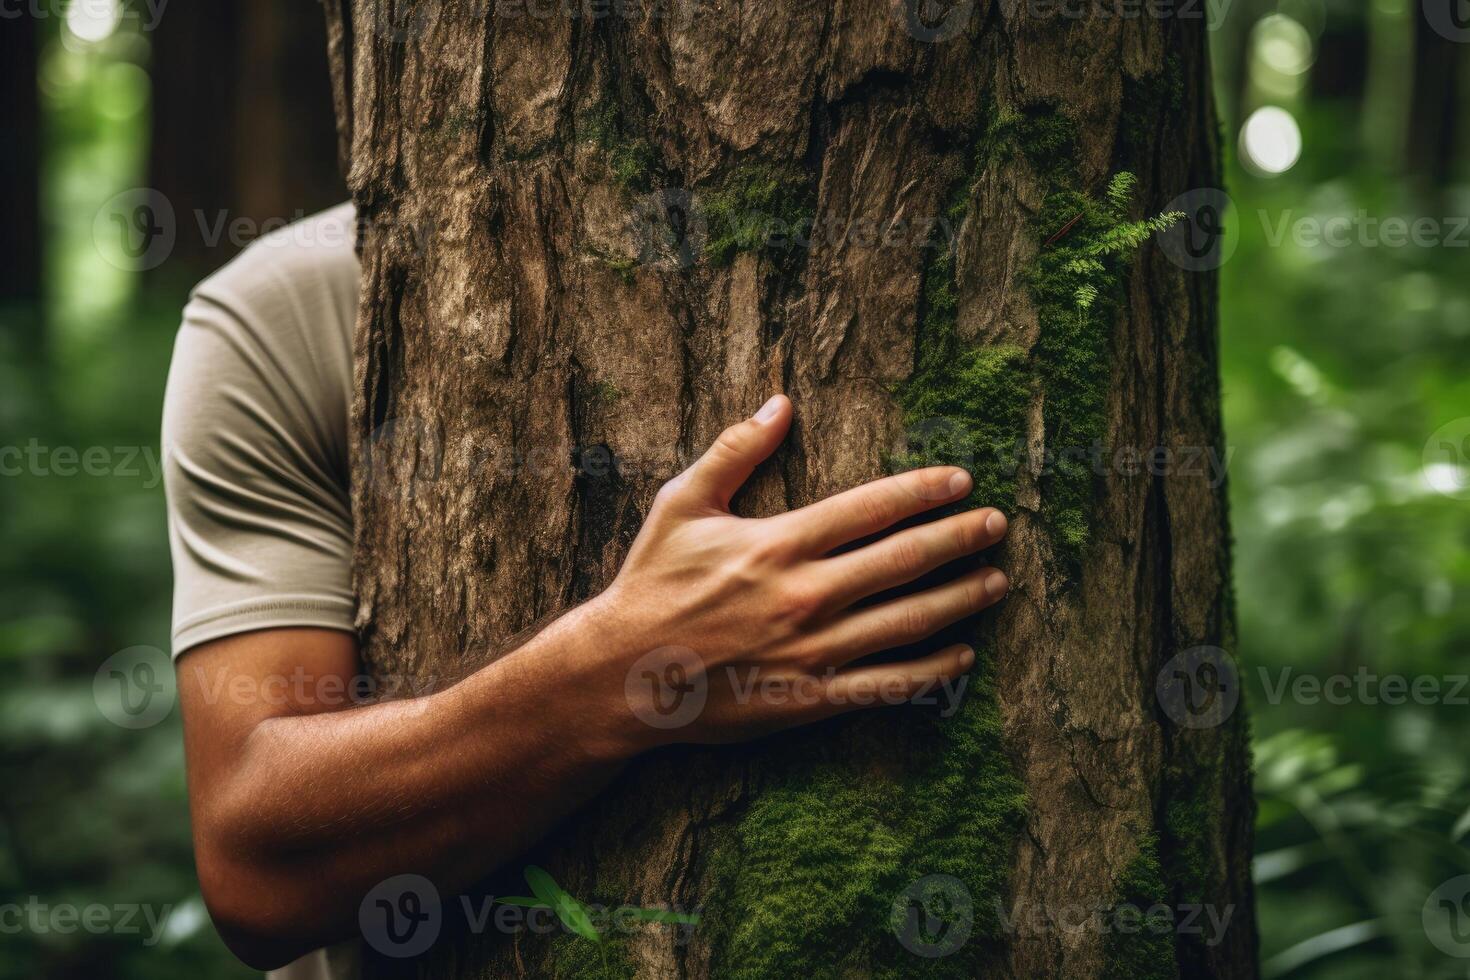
179 395 1010 969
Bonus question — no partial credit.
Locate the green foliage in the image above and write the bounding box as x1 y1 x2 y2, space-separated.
1028 166 1181 563
9 11 1470 980
1221 102 1470 976
502 865 693 978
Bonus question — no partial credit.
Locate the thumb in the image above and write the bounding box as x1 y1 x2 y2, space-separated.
668 395 791 512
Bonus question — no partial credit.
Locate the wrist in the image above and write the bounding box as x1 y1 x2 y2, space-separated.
545 586 670 762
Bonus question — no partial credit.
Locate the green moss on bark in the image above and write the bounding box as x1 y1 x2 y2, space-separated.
897 104 1178 565
1101 834 1175 980
703 660 1025 978
698 165 814 267
977 106 1182 563
892 162 1030 509
579 103 657 193
547 934 637 980
1163 787 1214 904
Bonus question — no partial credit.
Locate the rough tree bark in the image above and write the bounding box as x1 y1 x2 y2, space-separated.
325 2 1256 977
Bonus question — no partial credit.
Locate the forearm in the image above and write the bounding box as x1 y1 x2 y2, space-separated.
181 400 1010 971
200 601 635 963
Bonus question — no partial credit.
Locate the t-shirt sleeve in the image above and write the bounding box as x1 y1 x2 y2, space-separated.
162 206 359 658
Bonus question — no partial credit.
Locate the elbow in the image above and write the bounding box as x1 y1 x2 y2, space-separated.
194 835 321 972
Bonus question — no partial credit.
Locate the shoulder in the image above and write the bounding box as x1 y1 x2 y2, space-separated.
188 201 359 342
162 205 361 655
163 202 359 498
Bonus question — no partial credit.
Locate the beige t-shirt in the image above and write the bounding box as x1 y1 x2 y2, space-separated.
163 202 358 656
162 202 363 980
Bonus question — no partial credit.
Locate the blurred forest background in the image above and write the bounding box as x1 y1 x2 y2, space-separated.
1 1 1468 977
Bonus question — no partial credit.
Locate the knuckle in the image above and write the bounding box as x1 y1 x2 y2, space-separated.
912 467 953 501
778 584 823 624
787 642 829 673
951 519 977 554
715 421 756 457
920 468 951 494
890 536 925 577
858 490 894 531
739 528 795 572
654 474 687 508
898 602 930 639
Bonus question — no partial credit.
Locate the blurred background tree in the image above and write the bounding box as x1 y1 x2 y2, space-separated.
0 0 1467 978
0 2 339 977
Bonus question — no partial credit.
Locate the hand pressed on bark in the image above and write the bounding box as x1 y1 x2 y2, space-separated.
176 394 1009 971
582 393 1010 751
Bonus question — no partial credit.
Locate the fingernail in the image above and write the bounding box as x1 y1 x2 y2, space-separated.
949 470 972 496
958 646 976 669
984 569 1009 599
986 510 1008 536
755 396 783 422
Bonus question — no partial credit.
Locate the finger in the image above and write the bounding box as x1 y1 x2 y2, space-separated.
774 466 974 555
663 395 791 512
805 567 1008 667
818 507 1008 609
821 643 976 716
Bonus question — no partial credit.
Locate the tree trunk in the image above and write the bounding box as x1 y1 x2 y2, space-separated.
326 4 1257 977
147 0 343 278
0 11 40 308
1408 8 1464 189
